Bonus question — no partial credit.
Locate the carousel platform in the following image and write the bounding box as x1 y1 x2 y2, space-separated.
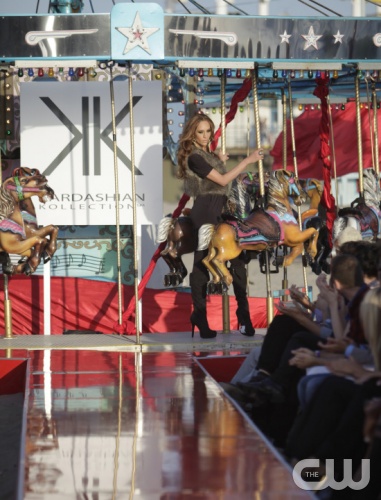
0 329 266 352
0 331 316 499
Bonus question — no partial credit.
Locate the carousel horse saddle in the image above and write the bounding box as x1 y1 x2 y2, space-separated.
227 207 283 243
338 203 380 235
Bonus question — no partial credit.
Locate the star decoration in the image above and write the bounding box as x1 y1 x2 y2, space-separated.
301 26 323 50
116 11 159 55
333 30 344 44
279 30 292 44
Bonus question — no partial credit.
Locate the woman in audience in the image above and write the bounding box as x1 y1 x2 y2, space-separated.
223 253 371 447
285 286 381 499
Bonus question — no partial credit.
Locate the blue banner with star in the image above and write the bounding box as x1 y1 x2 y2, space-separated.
111 3 164 61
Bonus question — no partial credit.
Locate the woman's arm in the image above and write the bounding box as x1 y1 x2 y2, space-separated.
206 148 263 186
275 301 322 336
318 279 347 339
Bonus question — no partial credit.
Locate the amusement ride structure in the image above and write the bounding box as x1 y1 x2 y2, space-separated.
1 1 381 497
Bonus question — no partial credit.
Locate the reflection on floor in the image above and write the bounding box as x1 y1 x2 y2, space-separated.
0 344 314 499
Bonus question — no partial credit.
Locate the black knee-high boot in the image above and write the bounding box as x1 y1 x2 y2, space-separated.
230 258 255 336
189 272 217 339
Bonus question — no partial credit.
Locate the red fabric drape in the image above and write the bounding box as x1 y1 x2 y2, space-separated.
270 101 380 179
0 276 271 335
313 76 337 247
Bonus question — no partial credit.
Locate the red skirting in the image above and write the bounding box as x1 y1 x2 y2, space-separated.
0 276 271 335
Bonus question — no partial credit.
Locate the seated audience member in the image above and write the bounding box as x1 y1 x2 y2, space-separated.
222 279 332 393
338 239 379 287
224 238 377 394
285 286 381 499
289 242 379 408
224 254 370 446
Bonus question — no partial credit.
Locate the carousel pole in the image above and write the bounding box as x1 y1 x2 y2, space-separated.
0 149 12 339
355 73 365 198
281 90 288 301
3 276 13 339
109 65 124 333
220 69 230 334
326 93 339 204
252 67 273 324
372 82 380 176
127 64 141 343
288 78 309 297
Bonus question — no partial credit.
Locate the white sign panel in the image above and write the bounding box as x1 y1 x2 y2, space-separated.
20 81 163 225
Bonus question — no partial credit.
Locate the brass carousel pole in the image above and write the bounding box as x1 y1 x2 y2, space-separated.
288 78 309 298
109 65 124 332
220 69 230 334
0 148 12 339
355 73 364 198
128 65 141 343
281 90 288 300
372 82 380 176
252 67 273 324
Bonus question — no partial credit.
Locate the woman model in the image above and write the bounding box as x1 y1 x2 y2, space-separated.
177 113 263 339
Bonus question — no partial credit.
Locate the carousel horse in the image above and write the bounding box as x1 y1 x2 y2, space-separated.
157 213 197 287
199 169 319 289
298 178 331 275
223 171 270 219
157 172 266 287
0 170 58 275
332 168 381 244
12 166 58 263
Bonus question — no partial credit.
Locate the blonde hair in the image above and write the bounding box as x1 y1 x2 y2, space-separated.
360 287 381 370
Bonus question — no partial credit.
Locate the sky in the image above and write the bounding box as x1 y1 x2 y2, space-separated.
0 0 379 17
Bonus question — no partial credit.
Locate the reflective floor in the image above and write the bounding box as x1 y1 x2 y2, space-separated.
0 347 314 499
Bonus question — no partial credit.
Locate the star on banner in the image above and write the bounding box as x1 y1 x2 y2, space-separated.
116 11 159 55
333 30 344 44
279 30 292 44
301 26 322 50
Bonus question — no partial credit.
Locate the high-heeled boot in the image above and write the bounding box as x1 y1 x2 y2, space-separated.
230 259 255 337
189 272 217 339
190 311 217 339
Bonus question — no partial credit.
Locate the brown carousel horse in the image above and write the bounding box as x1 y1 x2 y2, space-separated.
199 169 319 289
157 172 266 287
0 168 58 275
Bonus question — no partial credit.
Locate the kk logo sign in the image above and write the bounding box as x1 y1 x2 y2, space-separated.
20 81 163 226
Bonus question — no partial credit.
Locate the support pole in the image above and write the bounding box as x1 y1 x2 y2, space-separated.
0 148 12 339
355 74 364 197
3 274 12 338
288 79 309 298
109 65 124 330
128 66 141 343
281 90 288 300
252 68 273 324
372 83 380 176
220 70 230 334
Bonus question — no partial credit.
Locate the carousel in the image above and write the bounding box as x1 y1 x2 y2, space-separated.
0 1 381 498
